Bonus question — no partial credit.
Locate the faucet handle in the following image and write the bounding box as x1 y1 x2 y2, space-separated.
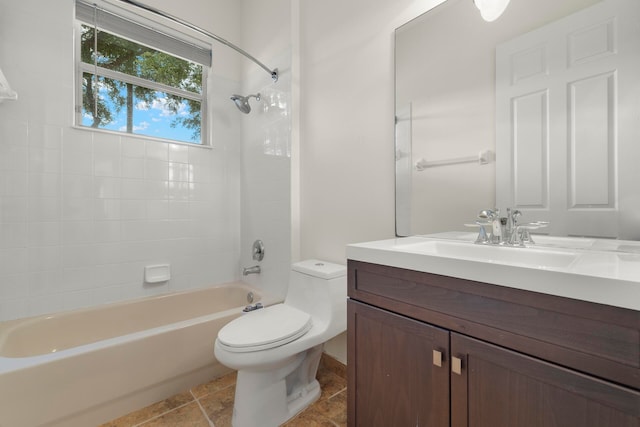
478 209 496 220
466 221 490 244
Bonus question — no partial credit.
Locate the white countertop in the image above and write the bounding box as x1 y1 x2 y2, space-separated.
346 232 640 311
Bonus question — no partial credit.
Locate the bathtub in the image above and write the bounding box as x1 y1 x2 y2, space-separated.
0 282 278 427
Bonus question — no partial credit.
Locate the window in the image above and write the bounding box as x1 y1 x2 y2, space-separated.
75 0 211 144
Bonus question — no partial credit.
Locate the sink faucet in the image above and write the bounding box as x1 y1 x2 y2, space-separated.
505 208 522 243
475 208 533 246
478 209 502 244
243 265 261 275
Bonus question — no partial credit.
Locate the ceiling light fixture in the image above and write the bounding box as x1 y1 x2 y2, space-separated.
474 0 511 22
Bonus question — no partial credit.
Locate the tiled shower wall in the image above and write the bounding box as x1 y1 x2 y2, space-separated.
0 0 244 321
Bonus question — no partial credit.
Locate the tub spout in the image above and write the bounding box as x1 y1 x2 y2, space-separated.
243 265 261 276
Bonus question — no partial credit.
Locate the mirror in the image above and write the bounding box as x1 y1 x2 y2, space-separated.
395 0 640 239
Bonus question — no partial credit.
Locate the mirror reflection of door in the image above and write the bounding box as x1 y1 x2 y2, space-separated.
496 0 640 238
395 0 640 239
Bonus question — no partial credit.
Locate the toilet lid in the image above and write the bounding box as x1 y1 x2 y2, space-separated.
217 304 312 353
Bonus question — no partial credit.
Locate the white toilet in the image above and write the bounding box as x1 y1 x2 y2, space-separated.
214 259 347 427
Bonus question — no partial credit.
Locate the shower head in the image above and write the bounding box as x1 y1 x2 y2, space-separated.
230 93 261 114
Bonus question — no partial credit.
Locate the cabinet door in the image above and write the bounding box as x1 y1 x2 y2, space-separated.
451 333 640 427
348 300 449 427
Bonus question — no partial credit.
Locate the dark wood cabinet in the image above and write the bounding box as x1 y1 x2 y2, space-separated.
451 333 639 427
347 260 640 427
348 300 449 427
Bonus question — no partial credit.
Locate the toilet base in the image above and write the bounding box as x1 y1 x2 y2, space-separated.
231 345 324 427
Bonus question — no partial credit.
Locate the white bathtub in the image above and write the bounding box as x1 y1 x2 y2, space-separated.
0 282 278 427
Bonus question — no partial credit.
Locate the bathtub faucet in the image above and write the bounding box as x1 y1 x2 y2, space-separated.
243 265 261 276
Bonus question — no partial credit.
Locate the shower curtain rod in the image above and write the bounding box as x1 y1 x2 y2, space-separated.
119 0 279 82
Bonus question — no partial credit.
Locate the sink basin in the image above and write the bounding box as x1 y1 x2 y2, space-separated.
395 240 579 270
347 233 640 311
531 235 596 249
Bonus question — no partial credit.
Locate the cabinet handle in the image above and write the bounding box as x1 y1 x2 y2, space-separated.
451 356 463 375
433 350 443 367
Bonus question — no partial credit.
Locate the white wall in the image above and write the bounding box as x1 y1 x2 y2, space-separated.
297 0 443 363
298 0 442 264
238 0 293 301
0 0 244 321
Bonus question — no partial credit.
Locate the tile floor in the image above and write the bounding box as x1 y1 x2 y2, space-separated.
100 355 347 427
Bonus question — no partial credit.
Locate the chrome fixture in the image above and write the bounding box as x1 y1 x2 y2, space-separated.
474 208 548 246
477 209 502 244
242 302 264 313
505 208 521 244
231 93 260 114
247 291 255 304
473 0 511 22
0 68 17 103
119 0 278 82
243 265 261 276
252 239 265 261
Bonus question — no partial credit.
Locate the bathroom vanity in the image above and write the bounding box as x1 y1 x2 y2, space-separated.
346 234 640 426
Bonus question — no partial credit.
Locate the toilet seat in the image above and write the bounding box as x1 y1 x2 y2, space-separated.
217 304 312 353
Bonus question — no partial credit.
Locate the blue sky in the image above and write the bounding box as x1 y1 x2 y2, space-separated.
82 85 200 144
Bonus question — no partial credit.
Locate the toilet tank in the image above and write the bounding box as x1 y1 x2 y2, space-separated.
285 260 347 337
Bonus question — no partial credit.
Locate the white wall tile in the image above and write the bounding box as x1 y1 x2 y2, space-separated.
63 174 94 198
0 171 28 197
63 129 93 153
28 246 63 272
62 267 96 292
93 221 121 242
120 200 146 220
167 182 188 201
28 197 61 222
91 285 123 305
145 159 169 181
0 197 28 223
169 143 189 163
29 147 61 174
144 180 169 200
28 270 63 297
28 173 61 198
62 198 93 221
190 163 212 183
63 289 94 311
122 137 146 158
93 243 123 265
1 146 28 171
169 201 190 220
121 178 147 199
146 200 169 220
28 222 61 247
29 124 63 150
121 221 149 242
62 245 96 269
121 157 145 179
169 162 191 182
63 149 93 175
0 222 27 249
0 248 29 275
62 221 94 244
0 1 248 321
0 274 29 299
94 199 121 221
146 141 169 161
94 177 121 199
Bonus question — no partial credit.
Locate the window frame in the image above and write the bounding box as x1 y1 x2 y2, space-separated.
74 1 211 146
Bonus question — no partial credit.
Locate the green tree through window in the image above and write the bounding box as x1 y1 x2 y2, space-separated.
79 24 205 143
